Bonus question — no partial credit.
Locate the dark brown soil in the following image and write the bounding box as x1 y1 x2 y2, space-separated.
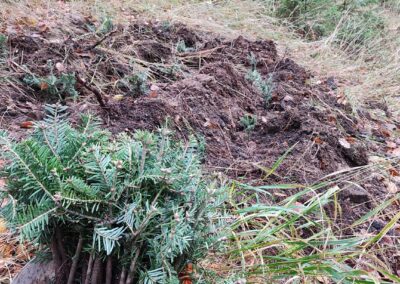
1 15 399 269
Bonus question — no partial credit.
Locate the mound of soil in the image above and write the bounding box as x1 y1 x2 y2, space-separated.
1 11 399 237
0 16 392 188
7 19 366 181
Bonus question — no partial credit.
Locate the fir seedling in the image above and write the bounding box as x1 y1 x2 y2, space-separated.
0 34 6 54
161 20 172 32
176 40 195 53
0 105 227 283
128 72 149 97
246 69 274 107
99 16 113 34
240 114 257 133
248 52 258 71
23 61 78 100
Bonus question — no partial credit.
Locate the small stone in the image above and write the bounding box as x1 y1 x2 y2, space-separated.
340 185 370 203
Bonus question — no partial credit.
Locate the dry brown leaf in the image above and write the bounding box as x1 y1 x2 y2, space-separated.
20 121 34 129
381 129 391 138
37 22 49 33
203 119 219 129
149 90 158 98
336 91 348 105
314 136 323 144
345 136 357 144
327 115 337 124
389 168 400 177
0 219 7 233
39 81 48 91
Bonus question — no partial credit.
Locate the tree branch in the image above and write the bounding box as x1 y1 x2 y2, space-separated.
76 75 108 109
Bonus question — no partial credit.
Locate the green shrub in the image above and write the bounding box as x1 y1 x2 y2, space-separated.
0 105 226 283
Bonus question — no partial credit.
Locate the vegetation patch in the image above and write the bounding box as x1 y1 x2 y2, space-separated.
275 0 386 50
0 105 226 283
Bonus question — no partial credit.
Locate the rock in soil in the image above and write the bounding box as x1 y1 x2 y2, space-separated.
340 185 370 204
12 260 54 284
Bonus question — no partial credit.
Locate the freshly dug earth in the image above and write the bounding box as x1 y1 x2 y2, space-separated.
1 11 400 279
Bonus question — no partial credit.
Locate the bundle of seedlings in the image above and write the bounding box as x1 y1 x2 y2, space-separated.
0 104 227 284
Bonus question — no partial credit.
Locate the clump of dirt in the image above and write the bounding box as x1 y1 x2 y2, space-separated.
1 12 400 276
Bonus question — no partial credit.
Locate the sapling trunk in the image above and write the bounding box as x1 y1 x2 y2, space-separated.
67 236 84 284
125 248 141 284
91 257 103 284
84 253 94 284
56 228 68 264
105 256 113 284
51 234 62 284
81 257 88 284
119 268 127 284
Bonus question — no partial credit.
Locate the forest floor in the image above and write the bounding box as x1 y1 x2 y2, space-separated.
1 1 400 283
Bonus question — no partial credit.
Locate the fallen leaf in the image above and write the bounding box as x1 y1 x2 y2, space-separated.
40 81 48 91
346 136 357 144
20 121 34 128
314 136 323 144
283 95 294 102
203 119 219 129
336 91 348 105
389 168 400 177
178 263 193 284
37 22 49 33
386 141 397 149
293 202 304 213
380 235 394 246
113 95 124 101
386 181 398 194
327 115 337 124
338 138 351 149
381 129 391 138
391 147 400 157
273 192 287 197
55 62 65 72
150 84 159 91
149 90 158 98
